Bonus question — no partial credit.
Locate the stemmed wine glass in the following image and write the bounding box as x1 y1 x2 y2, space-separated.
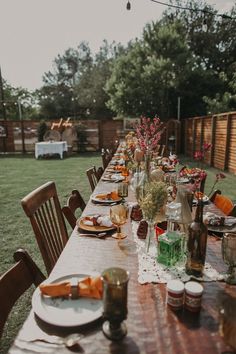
110 204 128 239
222 232 236 284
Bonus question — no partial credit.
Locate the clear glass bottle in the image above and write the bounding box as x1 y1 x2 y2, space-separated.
185 200 208 277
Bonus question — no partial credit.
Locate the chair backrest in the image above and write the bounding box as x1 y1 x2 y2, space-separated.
43 130 61 142
21 181 68 275
61 127 77 146
210 190 236 216
86 166 98 192
96 166 104 181
160 144 166 157
62 190 86 229
101 149 112 169
0 249 45 337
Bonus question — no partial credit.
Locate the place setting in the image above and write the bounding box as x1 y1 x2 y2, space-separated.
101 173 125 183
28 266 131 344
77 214 117 238
90 190 122 205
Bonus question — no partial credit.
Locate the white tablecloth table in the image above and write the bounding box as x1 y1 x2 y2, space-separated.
35 141 68 159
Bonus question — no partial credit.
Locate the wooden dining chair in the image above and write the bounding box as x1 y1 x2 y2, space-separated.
210 190 236 216
101 149 112 169
0 248 45 337
86 166 99 192
21 181 69 275
96 166 104 181
62 190 86 229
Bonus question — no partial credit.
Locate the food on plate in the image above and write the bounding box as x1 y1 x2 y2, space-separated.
95 191 120 200
82 215 113 227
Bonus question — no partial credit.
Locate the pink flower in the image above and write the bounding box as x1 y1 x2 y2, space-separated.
208 172 226 197
194 151 204 160
134 116 165 152
216 173 226 181
202 143 212 152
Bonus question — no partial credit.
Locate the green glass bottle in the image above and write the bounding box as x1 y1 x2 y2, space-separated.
185 201 208 277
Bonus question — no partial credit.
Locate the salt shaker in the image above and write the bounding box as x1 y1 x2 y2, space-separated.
167 280 184 311
184 281 203 312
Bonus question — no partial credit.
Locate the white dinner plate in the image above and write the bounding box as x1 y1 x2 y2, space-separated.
101 175 125 182
176 177 189 184
32 273 103 327
91 195 122 204
193 195 209 203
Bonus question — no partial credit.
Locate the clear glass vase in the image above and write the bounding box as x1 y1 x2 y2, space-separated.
145 220 157 257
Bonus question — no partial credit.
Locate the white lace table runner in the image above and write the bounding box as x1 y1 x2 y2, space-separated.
131 221 224 284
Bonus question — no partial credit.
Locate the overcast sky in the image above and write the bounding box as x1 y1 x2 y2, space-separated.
0 0 235 91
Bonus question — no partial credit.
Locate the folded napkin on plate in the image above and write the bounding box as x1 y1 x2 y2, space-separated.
83 215 113 227
203 212 236 227
114 165 123 171
96 191 120 200
39 276 102 299
110 175 125 181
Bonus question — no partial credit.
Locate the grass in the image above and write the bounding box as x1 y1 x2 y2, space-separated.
0 152 102 354
0 153 236 353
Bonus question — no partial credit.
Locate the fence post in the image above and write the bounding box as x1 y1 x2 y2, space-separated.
224 113 231 171
210 114 216 167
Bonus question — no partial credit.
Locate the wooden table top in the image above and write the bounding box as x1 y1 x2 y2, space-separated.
9 169 236 354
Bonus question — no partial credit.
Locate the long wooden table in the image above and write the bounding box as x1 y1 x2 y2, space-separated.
9 169 236 354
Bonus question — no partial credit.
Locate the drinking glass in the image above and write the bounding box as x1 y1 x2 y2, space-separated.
166 202 181 232
101 267 129 341
222 232 236 284
118 182 128 203
110 204 128 239
218 292 236 350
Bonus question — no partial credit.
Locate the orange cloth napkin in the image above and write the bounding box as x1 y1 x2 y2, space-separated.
214 194 234 216
114 165 124 171
95 191 120 201
39 276 103 299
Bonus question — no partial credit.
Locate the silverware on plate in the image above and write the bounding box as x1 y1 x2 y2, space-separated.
17 333 84 350
79 232 107 238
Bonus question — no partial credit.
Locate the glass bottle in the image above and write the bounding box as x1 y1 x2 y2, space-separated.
139 149 151 200
185 200 208 277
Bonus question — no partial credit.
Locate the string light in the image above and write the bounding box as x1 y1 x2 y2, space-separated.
149 0 236 20
126 1 131 10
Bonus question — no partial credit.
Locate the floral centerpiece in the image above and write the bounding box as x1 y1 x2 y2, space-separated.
139 180 168 221
207 172 226 197
135 116 165 153
194 142 212 169
134 116 165 182
139 181 168 254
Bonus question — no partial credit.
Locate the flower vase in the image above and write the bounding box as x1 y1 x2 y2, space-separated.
139 150 152 200
144 149 152 182
145 220 157 257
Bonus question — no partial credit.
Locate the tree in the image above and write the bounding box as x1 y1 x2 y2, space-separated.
0 80 37 120
105 21 193 119
76 40 120 119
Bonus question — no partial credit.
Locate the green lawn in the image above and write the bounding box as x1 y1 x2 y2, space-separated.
0 153 102 354
0 153 236 353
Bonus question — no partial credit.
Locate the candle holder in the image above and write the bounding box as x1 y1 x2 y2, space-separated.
101 267 129 341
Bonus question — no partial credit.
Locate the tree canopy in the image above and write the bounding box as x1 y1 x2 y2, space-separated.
1 0 236 121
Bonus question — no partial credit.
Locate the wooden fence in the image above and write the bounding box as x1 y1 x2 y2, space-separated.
0 119 124 154
184 111 236 175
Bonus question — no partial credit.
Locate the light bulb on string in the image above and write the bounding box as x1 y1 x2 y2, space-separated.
126 1 131 10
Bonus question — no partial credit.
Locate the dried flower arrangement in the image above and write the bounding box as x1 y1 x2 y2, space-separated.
139 181 168 221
